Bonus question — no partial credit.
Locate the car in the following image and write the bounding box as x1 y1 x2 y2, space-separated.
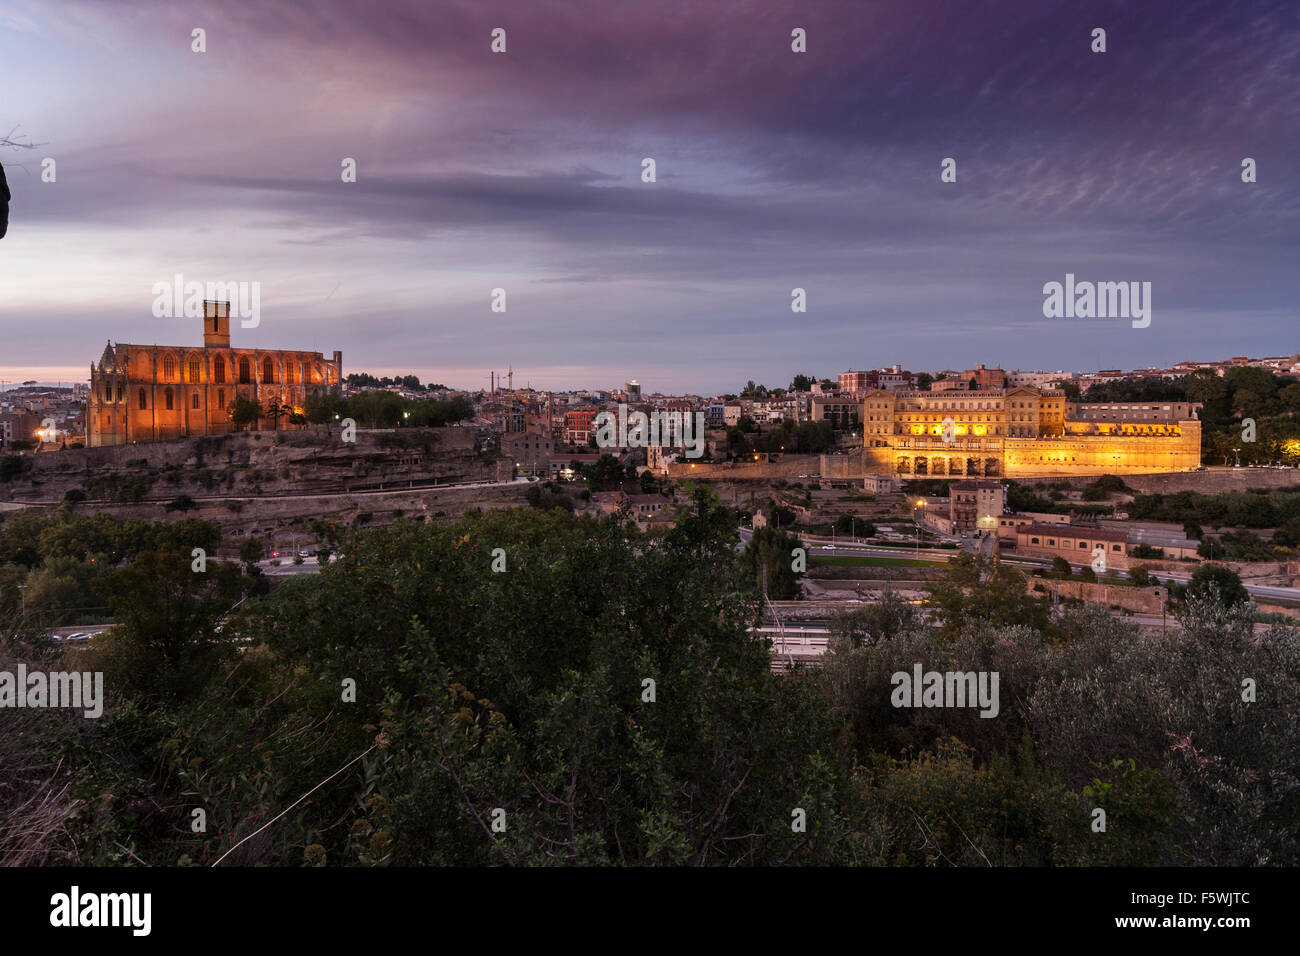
298 550 312 558
65 632 92 643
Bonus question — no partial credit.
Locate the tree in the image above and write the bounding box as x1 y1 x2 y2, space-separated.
725 426 753 460
1279 383 1300 414
524 484 573 512
228 396 260 429
90 550 244 702
240 536 265 567
790 374 814 392
1225 366 1278 419
1183 521 1204 540
1273 515 1300 549
0 454 27 482
1184 368 1227 406
263 400 293 430
741 525 804 600
1051 555 1072 578
1129 566 1151 586
926 553 1049 638
1187 562 1249 607
834 515 875 537
304 393 347 424
830 589 917 648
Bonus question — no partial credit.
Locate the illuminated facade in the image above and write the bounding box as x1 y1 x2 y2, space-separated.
88 300 342 447
862 387 1201 477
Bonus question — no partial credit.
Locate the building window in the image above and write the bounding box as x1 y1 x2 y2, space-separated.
165 387 174 411
189 357 202 383
163 355 176 380
217 389 225 409
1113 544 1122 551
117 384 125 402
138 389 147 410
192 390 200 409
213 356 226 384
1079 541 1087 548
1030 537 1040 545
262 356 275 383
1047 539 1056 546
285 361 295 385
239 357 251 384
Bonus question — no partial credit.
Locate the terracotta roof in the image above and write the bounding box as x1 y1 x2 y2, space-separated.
1019 524 1128 543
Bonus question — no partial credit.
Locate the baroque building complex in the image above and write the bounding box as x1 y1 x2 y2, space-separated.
88 301 342 447
860 387 1201 477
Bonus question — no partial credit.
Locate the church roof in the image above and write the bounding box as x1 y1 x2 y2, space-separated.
98 340 116 370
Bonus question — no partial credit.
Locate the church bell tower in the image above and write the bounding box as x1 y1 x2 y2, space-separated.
203 299 231 348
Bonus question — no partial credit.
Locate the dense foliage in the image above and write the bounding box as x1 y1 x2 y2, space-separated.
2 495 1297 866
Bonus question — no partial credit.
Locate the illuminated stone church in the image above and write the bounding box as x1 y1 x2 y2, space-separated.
88 300 342 446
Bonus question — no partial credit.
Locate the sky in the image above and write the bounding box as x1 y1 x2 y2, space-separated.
1 0 1297 395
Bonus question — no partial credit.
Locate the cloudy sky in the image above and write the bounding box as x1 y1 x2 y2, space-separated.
1 0 1297 394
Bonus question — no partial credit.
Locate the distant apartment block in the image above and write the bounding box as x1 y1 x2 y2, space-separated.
839 365 916 396
810 395 861 430
1006 369 1071 389
950 479 1006 533
564 405 601 444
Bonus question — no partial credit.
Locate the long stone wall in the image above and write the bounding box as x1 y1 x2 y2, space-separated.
1122 468 1300 495
1031 578 1169 614
666 455 819 479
